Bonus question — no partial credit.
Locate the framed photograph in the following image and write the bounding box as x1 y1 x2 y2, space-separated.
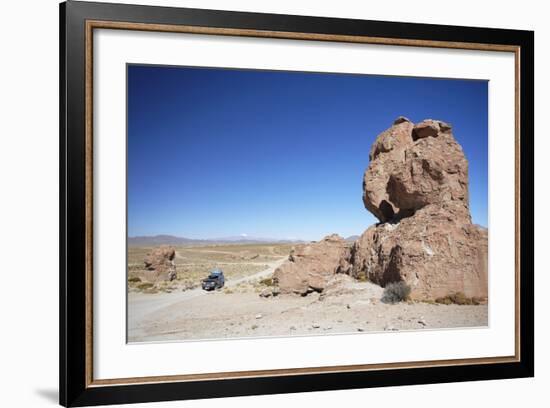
60 1 534 406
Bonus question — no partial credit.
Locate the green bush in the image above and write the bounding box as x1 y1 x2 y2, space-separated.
381 281 411 304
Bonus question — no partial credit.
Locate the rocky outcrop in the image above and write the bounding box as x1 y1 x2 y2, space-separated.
350 205 488 299
363 118 470 223
353 118 487 300
273 234 351 295
271 117 487 301
362 117 415 222
140 246 177 283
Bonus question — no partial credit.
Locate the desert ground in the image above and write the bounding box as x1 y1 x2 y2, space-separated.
127 243 487 343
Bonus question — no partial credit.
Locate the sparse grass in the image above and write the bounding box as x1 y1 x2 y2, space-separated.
259 277 274 286
127 243 292 266
155 281 179 293
136 282 154 290
128 243 289 294
435 292 483 305
143 288 159 294
435 296 453 305
127 246 156 261
174 263 268 291
381 281 411 304
356 273 369 282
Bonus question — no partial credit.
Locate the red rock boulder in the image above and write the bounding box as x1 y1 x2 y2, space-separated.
273 234 351 295
140 245 177 283
350 204 488 300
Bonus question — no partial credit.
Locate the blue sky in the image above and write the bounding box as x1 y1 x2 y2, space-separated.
127 65 488 241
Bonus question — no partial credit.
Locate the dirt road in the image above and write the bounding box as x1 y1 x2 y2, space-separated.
127 257 286 339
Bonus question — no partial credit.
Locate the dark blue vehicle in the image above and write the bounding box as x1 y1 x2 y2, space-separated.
201 269 225 291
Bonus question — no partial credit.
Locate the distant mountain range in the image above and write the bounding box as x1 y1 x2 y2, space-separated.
128 234 306 247
345 235 360 242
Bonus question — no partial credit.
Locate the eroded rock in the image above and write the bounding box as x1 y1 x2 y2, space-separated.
350 205 488 299
140 245 177 283
272 234 351 295
363 118 414 222
363 118 469 223
353 117 488 300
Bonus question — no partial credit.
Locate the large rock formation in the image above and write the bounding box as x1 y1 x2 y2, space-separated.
271 117 487 301
350 205 488 299
363 117 469 223
140 246 177 283
273 234 351 295
354 118 487 300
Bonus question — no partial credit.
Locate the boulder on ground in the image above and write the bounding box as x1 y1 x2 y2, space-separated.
259 288 272 298
350 204 488 300
140 245 177 283
273 234 351 295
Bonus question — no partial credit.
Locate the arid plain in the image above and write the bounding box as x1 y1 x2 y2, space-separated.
127 242 487 343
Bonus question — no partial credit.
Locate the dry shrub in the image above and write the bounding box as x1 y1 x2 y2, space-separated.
355 272 369 282
435 292 482 305
435 296 453 305
137 282 154 291
381 281 411 304
128 276 141 283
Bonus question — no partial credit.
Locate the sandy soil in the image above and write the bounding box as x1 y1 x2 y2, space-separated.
128 257 286 339
128 256 488 342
